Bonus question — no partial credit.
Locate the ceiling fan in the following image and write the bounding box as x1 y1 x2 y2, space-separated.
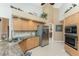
41 3 55 6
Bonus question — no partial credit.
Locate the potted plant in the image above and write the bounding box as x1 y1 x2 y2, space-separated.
40 12 47 20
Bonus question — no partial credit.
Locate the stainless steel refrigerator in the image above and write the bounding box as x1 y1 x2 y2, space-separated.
37 25 49 47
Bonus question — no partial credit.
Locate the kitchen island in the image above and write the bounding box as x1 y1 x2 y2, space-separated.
18 36 39 53
0 40 24 56
0 35 39 56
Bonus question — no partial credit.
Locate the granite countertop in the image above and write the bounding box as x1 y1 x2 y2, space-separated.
11 36 39 45
0 35 38 56
0 40 24 56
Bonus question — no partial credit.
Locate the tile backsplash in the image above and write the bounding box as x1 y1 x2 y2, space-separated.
13 32 36 38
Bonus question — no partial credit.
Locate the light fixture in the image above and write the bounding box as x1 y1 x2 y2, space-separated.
41 3 55 6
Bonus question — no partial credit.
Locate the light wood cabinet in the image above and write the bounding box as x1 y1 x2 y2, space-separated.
28 21 37 30
34 37 39 47
26 38 34 50
64 12 79 26
2 18 9 33
65 44 79 56
22 20 29 30
65 16 73 26
19 37 39 53
1 18 9 39
19 39 27 53
13 17 39 31
73 12 79 24
64 12 79 56
26 37 39 50
13 18 22 31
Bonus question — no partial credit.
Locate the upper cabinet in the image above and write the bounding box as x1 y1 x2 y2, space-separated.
73 12 79 24
13 17 44 31
21 20 29 31
64 12 79 26
1 18 9 33
12 9 45 31
65 16 73 26
28 21 37 31
13 17 22 31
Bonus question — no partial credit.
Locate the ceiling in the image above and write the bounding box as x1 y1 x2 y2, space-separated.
11 3 63 16
53 3 63 8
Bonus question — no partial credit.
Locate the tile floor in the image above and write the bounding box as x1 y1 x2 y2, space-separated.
28 39 69 56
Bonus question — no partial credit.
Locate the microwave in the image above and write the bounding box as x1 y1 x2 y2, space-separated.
65 25 77 34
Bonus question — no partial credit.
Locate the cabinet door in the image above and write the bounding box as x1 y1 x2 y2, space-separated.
2 18 9 33
26 39 32 50
28 21 38 30
19 20 29 31
26 37 39 50
28 21 34 30
33 22 38 30
65 16 73 26
19 40 27 53
26 38 35 50
73 12 79 24
34 37 39 47
13 18 22 31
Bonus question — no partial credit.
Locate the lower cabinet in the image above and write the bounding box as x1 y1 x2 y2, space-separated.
34 37 39 47
26 37 39 50
26 38 35 50
19 37 39 53
19 40 27 53
65 44 79 56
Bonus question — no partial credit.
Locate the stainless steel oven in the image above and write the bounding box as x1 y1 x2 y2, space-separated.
65 25 78 50
65 34 78 50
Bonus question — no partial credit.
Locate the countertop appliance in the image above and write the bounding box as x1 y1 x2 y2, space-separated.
37 25 49 47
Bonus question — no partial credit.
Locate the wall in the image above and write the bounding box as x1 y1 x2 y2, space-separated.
42 4 59 24
53 23 63 42
53 9 63 41
0 4 11 18
42 4 63 41
53 8 63 42
57 3 79 41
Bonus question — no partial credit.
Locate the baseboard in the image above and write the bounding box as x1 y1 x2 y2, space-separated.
55 40 64 43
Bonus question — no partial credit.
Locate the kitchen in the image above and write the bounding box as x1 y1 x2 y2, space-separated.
0 3 79 56
0 3 50 56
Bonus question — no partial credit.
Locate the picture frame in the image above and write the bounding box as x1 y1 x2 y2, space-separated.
56 25 63 32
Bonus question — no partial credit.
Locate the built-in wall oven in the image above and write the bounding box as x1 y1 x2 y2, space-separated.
65 25 77 34
65 34 78 50
65 25 78 50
